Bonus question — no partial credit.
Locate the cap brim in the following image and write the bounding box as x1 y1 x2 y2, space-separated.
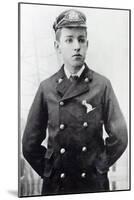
58 24 87 29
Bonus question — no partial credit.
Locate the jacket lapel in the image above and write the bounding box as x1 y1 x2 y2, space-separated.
56 65 71 97
56 64 93 100
62 65 92 100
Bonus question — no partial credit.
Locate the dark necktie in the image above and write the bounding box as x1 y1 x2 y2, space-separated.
70 75 78 82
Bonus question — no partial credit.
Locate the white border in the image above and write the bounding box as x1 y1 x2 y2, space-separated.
0 0 133 199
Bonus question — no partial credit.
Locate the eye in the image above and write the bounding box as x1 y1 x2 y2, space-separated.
65 38 73 43
79 38 86 43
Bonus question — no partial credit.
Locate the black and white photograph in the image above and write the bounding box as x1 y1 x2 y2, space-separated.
18 3 130 197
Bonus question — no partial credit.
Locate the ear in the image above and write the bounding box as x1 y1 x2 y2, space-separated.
86 40 89 49
54 41 61 54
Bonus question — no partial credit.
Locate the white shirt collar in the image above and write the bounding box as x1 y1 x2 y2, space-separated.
64 65 85 79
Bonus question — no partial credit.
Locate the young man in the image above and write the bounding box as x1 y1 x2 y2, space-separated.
22 9 128 195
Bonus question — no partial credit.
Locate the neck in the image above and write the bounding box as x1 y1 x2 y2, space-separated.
65 64 83 74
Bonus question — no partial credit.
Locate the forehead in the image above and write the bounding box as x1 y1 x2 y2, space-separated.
60 27 87 38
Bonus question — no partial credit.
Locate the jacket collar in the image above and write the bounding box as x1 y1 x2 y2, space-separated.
64 64 85 79
56 65 71 98
56 63 93 100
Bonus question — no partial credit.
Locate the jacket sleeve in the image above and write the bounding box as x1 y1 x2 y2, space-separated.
95 80 128 173
22 83 48 177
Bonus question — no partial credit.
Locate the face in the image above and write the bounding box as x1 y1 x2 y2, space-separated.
55 27 88 72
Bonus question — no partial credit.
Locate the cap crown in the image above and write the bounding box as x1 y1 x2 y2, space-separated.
53 9 87 32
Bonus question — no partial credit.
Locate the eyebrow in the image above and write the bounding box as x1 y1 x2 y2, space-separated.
64 35 86 38
64 35 73 38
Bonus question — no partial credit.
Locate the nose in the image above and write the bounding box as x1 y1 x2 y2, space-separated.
73 39 80 51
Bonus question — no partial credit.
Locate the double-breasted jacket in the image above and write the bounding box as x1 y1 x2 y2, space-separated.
22 63 128 195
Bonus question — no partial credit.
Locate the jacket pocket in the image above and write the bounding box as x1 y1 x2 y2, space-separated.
86 103 103 124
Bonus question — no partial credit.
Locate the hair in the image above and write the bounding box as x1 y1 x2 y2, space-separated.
55 28 62 41
55 27 87 42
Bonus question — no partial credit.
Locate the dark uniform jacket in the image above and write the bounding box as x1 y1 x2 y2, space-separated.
22 63 128 195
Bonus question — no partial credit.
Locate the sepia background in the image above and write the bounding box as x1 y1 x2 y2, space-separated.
19 3 130 196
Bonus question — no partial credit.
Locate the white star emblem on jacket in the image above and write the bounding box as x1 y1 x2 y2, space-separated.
82 100 96 113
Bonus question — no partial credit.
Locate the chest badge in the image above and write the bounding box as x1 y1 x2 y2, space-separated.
82 100 96 113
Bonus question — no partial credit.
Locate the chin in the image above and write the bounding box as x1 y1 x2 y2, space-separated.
71 61 84 68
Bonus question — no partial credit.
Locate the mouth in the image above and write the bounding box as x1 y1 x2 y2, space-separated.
72 54 82 58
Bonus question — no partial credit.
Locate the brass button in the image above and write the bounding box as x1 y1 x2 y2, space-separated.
58 78 63 83
60 101 64 106
84 77 89 83
82 100 86 106
60 148 66 154
81 172 86 178
60 173 65 179
60 124 65 130
83 122 88 128
82 146 87 152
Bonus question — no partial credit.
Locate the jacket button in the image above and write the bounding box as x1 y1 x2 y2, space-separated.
60 101 64 106
82 146 87 152
60 173 65 179
83 122 88 128
60 148 66 154
82 100 86 106
81 172 86 178
60 124 65 130
58 78 63 83
84 77 89 82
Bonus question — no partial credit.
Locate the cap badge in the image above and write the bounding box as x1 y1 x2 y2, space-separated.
67 10 80 21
